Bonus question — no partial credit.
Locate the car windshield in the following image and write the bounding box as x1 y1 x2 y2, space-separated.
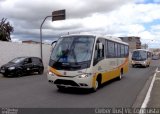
132 50 147 61
51 36 95 63
9 57 26 64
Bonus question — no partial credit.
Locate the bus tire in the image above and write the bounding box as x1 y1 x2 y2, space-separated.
93 80 99 92
118 69 123 80
92 75 101 92
144 65 147 68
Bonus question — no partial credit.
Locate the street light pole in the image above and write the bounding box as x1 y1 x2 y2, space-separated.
40 16 52 60
40 9 65 61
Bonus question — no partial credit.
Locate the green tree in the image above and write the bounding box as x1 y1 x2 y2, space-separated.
0 18 14 41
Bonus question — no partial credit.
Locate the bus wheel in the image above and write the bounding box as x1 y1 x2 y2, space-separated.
92 80 98 92
118 70 123 80
92 76 101 92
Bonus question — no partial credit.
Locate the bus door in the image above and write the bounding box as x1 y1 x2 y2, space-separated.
117 43 122 69
93 38 105 73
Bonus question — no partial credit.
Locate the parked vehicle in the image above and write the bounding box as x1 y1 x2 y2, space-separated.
0 57 44 77
152 54 160 60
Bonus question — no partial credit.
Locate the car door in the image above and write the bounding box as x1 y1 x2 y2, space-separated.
31 58 39 72
23 58 34 73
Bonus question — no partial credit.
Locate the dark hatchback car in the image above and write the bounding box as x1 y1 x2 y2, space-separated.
0 57 44 77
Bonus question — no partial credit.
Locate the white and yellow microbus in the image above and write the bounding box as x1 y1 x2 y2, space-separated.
131 49 152 68
47 34 129 91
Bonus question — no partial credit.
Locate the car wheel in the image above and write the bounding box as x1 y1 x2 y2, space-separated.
3 74 8 77
38 68 43 75
16 70 23 77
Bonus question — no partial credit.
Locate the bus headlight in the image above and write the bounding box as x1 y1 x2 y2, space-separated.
48 71 54 76
78 73 92 78
78 74 89 78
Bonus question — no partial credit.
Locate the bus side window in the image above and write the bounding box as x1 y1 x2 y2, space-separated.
108 41 115 58
93 39 104 65
124 45 129 57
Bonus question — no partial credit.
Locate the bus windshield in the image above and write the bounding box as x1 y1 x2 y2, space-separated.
132 50 147 61
50 36 95 70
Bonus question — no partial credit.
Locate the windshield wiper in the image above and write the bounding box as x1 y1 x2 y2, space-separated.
54 49 69 63
61 63 81 69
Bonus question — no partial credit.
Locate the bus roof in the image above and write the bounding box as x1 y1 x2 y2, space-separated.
61 33 128 45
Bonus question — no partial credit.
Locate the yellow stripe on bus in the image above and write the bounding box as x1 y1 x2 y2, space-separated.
49 67 62 76
92 74 97 89
96 58 129 84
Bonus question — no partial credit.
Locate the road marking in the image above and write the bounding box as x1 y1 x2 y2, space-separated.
157 70 160 73
139 68 158 114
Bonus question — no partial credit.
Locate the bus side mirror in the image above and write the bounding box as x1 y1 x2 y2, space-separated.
98 43 103 50
51 41 57 47
51 41 57 52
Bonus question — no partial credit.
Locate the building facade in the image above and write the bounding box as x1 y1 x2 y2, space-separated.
119 36 141 52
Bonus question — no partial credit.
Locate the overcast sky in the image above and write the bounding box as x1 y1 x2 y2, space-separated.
0 0 160 48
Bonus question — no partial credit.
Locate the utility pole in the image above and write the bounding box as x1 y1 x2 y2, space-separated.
40 16 52 60
40 9 66 60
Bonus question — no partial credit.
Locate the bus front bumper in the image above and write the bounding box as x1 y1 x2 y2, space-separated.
131 60 148 66
47 72 93 88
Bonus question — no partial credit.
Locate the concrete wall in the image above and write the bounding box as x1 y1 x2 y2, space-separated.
0 41 51 70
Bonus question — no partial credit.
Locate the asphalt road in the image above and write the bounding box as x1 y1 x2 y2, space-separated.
0 60 159 108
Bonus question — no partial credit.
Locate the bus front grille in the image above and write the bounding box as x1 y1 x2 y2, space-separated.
54 79 79 87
